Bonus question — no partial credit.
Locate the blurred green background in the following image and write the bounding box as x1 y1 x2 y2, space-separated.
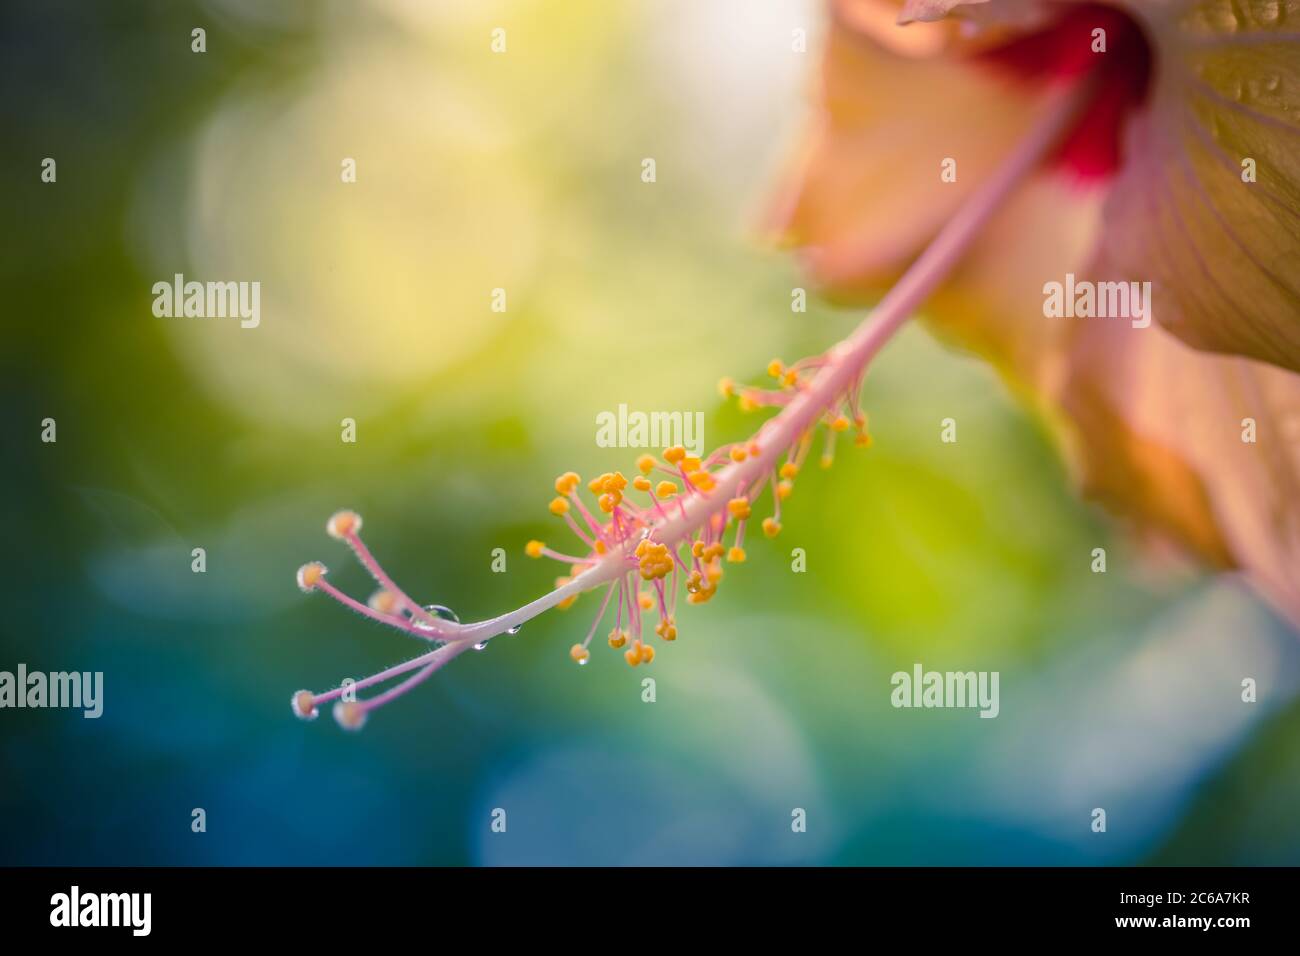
2 0 1298 865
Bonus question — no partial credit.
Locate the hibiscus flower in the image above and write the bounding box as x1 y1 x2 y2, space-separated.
768 0 1300 627
290 0 1299 729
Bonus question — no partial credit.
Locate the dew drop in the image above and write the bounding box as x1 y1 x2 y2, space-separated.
473 641 488 651
577 656 589 666
413 603 460 632
506 624 522 635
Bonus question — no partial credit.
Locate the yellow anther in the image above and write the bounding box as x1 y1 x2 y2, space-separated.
638 591 654 610
687 470 715 491
748 441 761 456
762 517 781 538
782 370 799 387
570 644 591 664
549 496 570 516
820 453 834 469
525 540 545 558
727 497 751 520
633 475 651 492
692 540 705 558
778 480 794 500
855 433 874 449
624 643 642 667
831 415 850 432
767 359 784 378
780 462 799 479
687 579 717 603
594 539 608 555
729 446 747 463
326 510 361 540
727 546 746 563
638 540 672 582
639 643 655 664
608 628 628 649
589 473 611 493
658 621 677 641
664 446 686 464
609 472 628 491
656 480 678 499
706 563 724 584
705 543 726 562
641 563 670 582
738 394 757 413
296 562 327 592
636 454 657 474
554 472 581 495
681 456 702 473
598 493 616 513
718 377 736 398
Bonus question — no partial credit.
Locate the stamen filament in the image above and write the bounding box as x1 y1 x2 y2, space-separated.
315 578 434 642
582 582 618 649
342 530 440 629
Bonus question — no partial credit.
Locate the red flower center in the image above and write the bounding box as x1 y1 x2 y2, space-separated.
977 2 1155 178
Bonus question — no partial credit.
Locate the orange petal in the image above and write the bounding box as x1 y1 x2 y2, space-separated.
1099 2 1300 371
766 5 1043 288
1060 316 1300 626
